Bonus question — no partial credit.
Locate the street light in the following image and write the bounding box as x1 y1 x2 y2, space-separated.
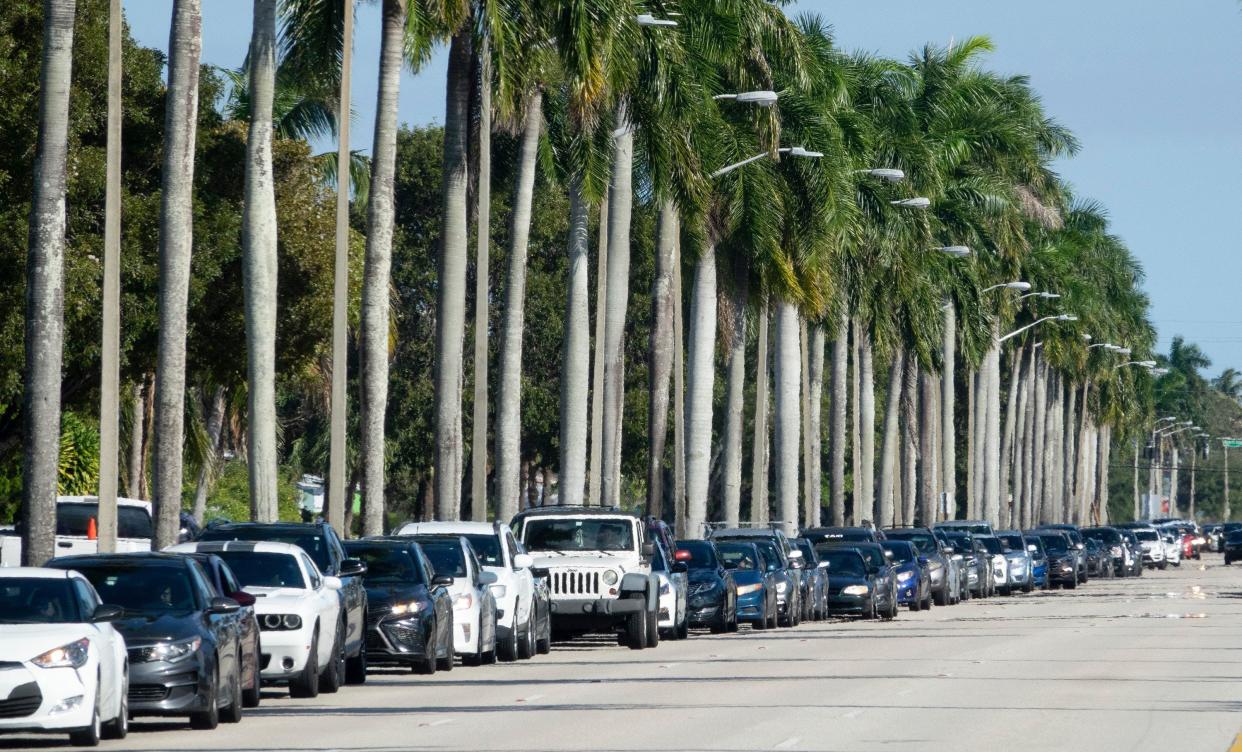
635 13 677 26
997 313 1077 343
710 146 823 178
1087 342 1119 350
1114 359 1157 370
713 90 779 107
855 168 905 182
932 245 971 257
890 197 931 209
1019 290 1060 300
1151 367 1170 376
983 281 1033 293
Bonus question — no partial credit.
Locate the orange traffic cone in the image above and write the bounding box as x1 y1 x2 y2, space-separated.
87 517 97 540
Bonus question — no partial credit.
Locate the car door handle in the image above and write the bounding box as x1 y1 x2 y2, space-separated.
58 541 72 548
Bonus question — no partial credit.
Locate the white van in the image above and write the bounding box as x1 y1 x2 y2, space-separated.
0 495 153 566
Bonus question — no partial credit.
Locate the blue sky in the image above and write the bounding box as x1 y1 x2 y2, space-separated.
123 0 1242 375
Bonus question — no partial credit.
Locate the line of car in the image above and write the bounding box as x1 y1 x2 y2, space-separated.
0 498 1227 747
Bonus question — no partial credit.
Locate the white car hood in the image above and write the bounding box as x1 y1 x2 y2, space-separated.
529 552 640 571
0 623 92 661
245 586 316 613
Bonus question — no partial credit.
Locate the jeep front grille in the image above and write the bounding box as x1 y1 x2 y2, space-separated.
551 570 601 596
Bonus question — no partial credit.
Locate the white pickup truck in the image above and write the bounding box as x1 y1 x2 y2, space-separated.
0 495 154 566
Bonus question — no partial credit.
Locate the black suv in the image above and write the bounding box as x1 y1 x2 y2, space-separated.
197 521 369 682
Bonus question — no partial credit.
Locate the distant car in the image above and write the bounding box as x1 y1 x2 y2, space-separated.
879 539 927 614
405 535 497 669
791 538 829 621
0 496 153 568
1125 526 1167 569
816 542 898 617
1031 532 1078 588
168 540 346 698
934 529 975 600
933 520 995 536
1204 524 1224 552
46 553 245 729
1022 534 1049 589
801 526 884 545
1160 529 1182 567
196 522 369 683
715 541 778 629
882 528 956 605
340 538 457 671
0 568 129 746
710 529 802 627
995 531 1035 593
1218 523 1242 553
1083 539 1113 579
1117 530 1145 577
1081 527 1129 577
975 536 1013 595
649 540 689 640
818 547 884 619
1223 530 1242 565
1035 525 1089 583
675 540 738 633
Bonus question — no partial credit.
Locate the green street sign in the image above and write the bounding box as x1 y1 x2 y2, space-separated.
1222 439 1242 448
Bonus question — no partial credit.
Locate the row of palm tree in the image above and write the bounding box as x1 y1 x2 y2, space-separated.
19 0 1165 562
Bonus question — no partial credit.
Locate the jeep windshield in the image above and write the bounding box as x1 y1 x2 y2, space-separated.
523 518 634 553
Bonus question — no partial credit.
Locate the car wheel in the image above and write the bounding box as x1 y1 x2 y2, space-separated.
644 602 660 648
220 654 244 724
933 587 948 607
242 650 261 708
345 631 368 685
676 616 689 640
498 608 520 661
414 628 438 675
536 614 552 655
922 589 933 610
289 629 321 697
436 639 454 672
909 595 921 612
1157 560 1167 570
69 698 101 747
189 665 220 730
320 624 344 694
518 616 536 659
102 672 128 740
625 596 647 650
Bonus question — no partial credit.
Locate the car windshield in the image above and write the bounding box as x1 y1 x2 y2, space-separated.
716 544 758 570
979 538 1005 555
1040 535 1069 553
216 552 306 589
346 546 423 585
1226 531 1242 542
835 544 885 570
1083 529 1119 543
946 535 972 551
675 541 718 570
69 562 198 613
881 543 915 564
819 551 866 578
417 540 468 577
199 528 331 573
58 502 153 540
753 540 784 572
461 535 503 567
1135 530 1158 542
523 518 634 552
888 532 938 555
998 535 1024 550
0 579 81 623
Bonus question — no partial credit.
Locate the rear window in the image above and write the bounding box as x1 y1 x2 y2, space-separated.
216 552 306 589
57 503 153 540
461 535 503 567
417 540 468 577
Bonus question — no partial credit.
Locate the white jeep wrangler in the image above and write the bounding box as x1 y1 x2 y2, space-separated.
510 506 661 650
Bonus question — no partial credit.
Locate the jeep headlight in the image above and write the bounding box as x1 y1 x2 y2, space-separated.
602 570 619 586
31 638 90 669
842 585 870 596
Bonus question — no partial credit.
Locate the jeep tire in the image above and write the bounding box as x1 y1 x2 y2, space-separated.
624 595 647 650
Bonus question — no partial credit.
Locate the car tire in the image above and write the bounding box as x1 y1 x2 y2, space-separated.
242 652 261 708
625 596 647 650
345 636 368 685
436 639 454 671
1022 580 1034 593
1065 578 1077 590
922 589 933 610
220 654 243 724
102 674 128 740
414 627 438 675
69 701 101 747
644 602 660 648
189 665 220 730
933 587 948 607
536 614 552 655
676 616 689 640
909 595 920 612
320 624 344 694
289 630 321 697
1157 560 1167 570
497 620 520 662
518 616 536 659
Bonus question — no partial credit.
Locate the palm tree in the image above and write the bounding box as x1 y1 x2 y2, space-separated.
98 0 123 551
647 202 678 519
1214 368 1242 401
829 315 847 524
152 0 204 549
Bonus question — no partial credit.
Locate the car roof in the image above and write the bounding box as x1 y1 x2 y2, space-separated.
167 540 307 556
49 552 189 566
397 521 503 535
0 566 77 580
994 530 1024 536
511 505 635 519
202 521 327 533
58 495 152 511
711 528 783 538
819 540 883 551
344 537 420 548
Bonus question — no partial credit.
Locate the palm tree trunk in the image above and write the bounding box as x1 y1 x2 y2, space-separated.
558 177 591 505
139 373 154 500
1012 350 1032 528
21 0 77 565
587 188 609 506
751 300 770 525
850 319 861 523
1030 356 1048 526
919 369 937 526
685 244 717 538
493 91 542 523
1074 381 1092 524
877 348 905 529
360 0 408 533
806 323 825 527
1097 424 1111 524
773 299 801 536
858 327 876 525
152 0 203 549
941 303 956 519
470 39 492 522
1061 380 1077 523
983 344 1002 526
1132 439 1140 521
98 0 123 552
966 368 976 519
999 346 1022 525
243 0 279 523
671 228 687 533
719 253 747 526
901 357 918 526
191 386 226 524
1170 447 1180 516
1188 437 1196 523
599 104 635 509
327 0 354 535
646 201 677 520
830 315 847 524
127 381 145 498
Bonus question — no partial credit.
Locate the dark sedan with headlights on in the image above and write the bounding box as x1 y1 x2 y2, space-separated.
1224 530 1242 565
1028 531 1078 588
675 540 738 633
817 548 881 618
816 542 897 619
342 539 455 673
46 553 245 729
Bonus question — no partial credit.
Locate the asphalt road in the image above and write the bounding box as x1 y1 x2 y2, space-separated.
5 554 1241 752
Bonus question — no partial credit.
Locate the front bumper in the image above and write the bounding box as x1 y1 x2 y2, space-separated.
452 607 480 654
827 592 870 615
127 656 211 716
548 597 641 630
259 625 316 680
365 616 431 664
0 664 94 732
1048 562 1076 584
735 591 766 621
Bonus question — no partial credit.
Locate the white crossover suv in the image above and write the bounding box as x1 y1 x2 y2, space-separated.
167 541 343 698
0 567 129 746
400 534 498 665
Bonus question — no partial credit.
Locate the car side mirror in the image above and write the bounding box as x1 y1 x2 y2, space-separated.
207 596 241 615
513 553 534 570
641 542 656 557
339 558 367 577
672 561 689 574
432 574 454 588
478 571 498 586
229 591 256 608
91 604 124 623
917 556 929 566
817 561 830 569
323 576 343 591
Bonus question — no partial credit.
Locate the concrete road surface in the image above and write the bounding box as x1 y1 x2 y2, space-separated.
4 554 1241 752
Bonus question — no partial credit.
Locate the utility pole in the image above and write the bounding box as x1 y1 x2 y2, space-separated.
1224 443 1231 522
1188 444 1196 523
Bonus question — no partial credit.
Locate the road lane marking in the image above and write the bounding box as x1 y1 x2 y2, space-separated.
518 693 545 703
773 737 800 749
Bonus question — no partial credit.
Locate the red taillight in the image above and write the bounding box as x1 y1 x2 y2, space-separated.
674 549 692 562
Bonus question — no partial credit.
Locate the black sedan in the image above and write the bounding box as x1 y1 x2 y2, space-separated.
675 539 738 633
173 552 262 708
342 539 455 672
1031 531 1079 588
1224 530 1242 565
46 553 245 729
818 547 881 618
815 542 898 618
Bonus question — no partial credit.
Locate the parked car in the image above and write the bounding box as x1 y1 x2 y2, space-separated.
975 536 1013 595
675 540 738 633
1223 530 1242 565
196 522 369 683
1022 534 1050 589
1 496 153 568
881 527 956 605
1081 526 1130 577
1035 525 1089 583
1218 523 1242 553
933 520 995 536
714 541 778 629
1117 530 1146 577
801 526 884 545
995 531 1035 593
1204 524 1224 552
1161 529 1182 567
46 553 245 729
818 547 885 619
1125 526 1167 569
1030 531 1078 588
879 539 927 614
165 550 261 707
791 538 829 620
816 542 898 617
0 567 129 746
934 529 975 600
405 535 497 668
168 540 346 697
649 539 689 639
710 529 802 627
395 520 550 659
1083 538 1113 579
340 538 457 671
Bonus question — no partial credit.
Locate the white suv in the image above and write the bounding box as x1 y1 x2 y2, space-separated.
511 507 660 650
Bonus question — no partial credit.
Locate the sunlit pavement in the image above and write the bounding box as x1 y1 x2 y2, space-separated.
4 555 1241 752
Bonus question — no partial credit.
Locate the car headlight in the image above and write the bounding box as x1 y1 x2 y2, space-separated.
842 585 870 596
133 637 201 664
736 583 762 596
261 613 303 630
896 571 914 583
776 581 788 594
390 601 423 617
602 570 619 586
489 584 508 599
1009 559 1024 569
31 638 90 669
453 593 474 611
